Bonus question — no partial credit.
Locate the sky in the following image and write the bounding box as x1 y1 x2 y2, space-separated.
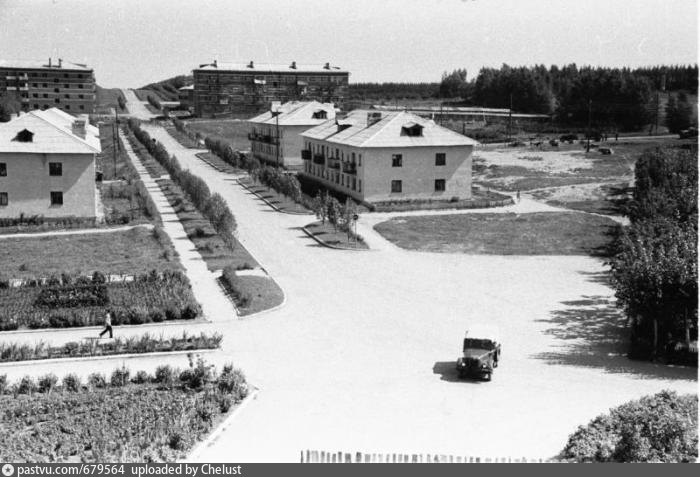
0 0 697 88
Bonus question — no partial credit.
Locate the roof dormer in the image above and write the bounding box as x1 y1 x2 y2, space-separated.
13 129 34 142
401 122 423 137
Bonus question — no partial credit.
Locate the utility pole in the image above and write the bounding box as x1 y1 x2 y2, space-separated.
586 98 592 153
275 106 280 167
508 93 513 143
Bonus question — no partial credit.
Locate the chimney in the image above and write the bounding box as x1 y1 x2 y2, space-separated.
248 60 254 69
58 58 62 68
48 58 52 67
323 62 330 70
213 59 217 68
367 112 382 126
71 119 86 139
290 61 297 69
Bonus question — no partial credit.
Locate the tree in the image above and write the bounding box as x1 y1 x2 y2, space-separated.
439 69 468 98
0 92 21 122
666 92 696 133
312 192 326 225
326 197 342 231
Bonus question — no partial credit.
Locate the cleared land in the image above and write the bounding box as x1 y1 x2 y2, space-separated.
0 227 180 279
185 120 250 151
374 212 618 255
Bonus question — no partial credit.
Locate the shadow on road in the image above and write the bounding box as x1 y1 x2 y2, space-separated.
533 295 697 381
432 361 487 384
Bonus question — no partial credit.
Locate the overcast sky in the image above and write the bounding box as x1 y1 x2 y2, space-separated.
0 0 697 88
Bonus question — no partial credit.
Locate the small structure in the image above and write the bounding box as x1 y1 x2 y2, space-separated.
300 110 477 204
0 108 101 219
178 85 195 110
248 101 336 170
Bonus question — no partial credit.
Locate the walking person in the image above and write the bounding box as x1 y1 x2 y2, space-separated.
99 311 113 339
516 190 521 202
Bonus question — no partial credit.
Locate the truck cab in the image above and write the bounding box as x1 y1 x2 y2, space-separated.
456 326 501 381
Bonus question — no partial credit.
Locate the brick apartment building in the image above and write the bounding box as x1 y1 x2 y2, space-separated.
300 110 477 205
192 60 348 117
0 59 96 114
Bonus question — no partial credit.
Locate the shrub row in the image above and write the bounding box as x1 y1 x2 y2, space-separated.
220 266 252 308
127 119 237 248
0 331 222 363
147 95 161 110
251 166 303 204
203 134 260 171
117 94 126 111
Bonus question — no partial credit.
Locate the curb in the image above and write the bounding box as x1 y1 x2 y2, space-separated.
184 386 260 463
0 348 216 368
237 179 313 216
301 226 370 252
0 318 211 336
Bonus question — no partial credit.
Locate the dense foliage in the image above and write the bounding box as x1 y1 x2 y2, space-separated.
0 331 222 363
0 360 248 462
610 147 697 361
348 82 439 102
147 95 161 110
0 270 200 330
562 391 697 462
141 75 193 102
128 119 237 248
666 92 696 134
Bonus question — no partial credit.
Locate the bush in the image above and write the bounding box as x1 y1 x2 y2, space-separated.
182 357 214 390
168 431 187 451
16 375 36 394
180 304 199 320
221 266 252 308
217 364 248 401
131 370 150 384
87 373 107 389
110 366 130 387
154 365 176 388
62 373 81 392
0 374 7 394
562 390 698 462
37 373 59 393
150 309 165 323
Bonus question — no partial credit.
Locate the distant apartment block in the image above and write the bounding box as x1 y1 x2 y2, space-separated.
192 60 349 117
0 59 96 114
248 101 336 170
0 108 101 219
300 111 477 204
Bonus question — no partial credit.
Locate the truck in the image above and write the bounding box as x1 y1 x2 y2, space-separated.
455 325 501 381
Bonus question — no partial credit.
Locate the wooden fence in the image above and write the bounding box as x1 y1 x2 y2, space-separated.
301 450 552 463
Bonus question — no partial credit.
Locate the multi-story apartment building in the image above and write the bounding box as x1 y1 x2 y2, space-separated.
300 110 477 204
192 60 348 117
0 108 100 219
0 59 96 114
248 101 336 170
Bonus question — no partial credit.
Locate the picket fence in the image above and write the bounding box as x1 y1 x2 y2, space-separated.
301 450 552 464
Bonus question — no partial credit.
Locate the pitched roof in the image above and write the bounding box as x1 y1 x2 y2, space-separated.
0 108 101 154
248 101 337 126
301 110 479 148
195 61 347 74
0 59 92 71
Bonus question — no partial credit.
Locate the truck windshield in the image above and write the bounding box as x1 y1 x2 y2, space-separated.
464 339 495 350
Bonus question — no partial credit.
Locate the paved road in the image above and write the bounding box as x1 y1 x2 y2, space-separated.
97 125 693 461
122 89 157 120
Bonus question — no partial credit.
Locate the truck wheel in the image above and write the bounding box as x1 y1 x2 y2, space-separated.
484 373 492 382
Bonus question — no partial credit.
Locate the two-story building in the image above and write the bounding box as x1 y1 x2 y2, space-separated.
248 101 336 170
300 110 477 204
0 108 100 219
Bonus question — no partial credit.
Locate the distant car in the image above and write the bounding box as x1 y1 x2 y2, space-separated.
599 147 614 155
560 133 578 143
549 139 559 147
456 325 501 381
679 127 698 139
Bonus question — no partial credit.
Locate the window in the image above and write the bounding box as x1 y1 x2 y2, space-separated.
65 105 70 110
50 191 63 206
32 83 37 87
49 162 62 176
435 179 446 192
79 105 84 110
435 153 446 166
359 180 362 192
43 94 48 98
78 84 83 89
0 163 6 176
54 98 60 104
42 83 47 87
33 104 39 109
392 154 403 167
359 154 362 167
64 84 69 88
65 94 70 98
391 180 402 193
54 88 59 93
0 193 7 206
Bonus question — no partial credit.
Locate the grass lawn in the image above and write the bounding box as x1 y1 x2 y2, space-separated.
305 221 368 250
530 183 631 215
0 226 181 279
230 276 285 316
185 120 250 151
165 124 200 149
374 212 619 256
239 178 312 214
95 86 127 114
97 123 134 181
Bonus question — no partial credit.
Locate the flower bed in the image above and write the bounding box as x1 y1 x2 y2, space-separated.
0 271 201 331
0 331 222 363
0 360 248 462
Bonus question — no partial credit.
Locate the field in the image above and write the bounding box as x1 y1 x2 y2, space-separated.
374 212 619 255
184 120 250 151
0 227 180 279
0 362 248 462
95 86 127 114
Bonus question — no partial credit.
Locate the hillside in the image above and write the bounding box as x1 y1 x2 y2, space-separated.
140 75 193 101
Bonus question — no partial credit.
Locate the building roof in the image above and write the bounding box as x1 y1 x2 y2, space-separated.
301 110 479 148
0 59 92 71
178 85 195 90
0 108 101 154
195 61 347 74
248 101 337 126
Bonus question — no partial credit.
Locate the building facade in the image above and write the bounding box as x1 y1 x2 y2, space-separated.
300 111 477 204
0 59 96 114
248 101 336 170
193 61 348 117
0 108 100 219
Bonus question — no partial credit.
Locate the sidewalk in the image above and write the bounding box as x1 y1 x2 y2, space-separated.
119 128 238 323
0 223 153 240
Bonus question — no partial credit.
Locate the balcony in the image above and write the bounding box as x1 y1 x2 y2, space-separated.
312 153 325 165
328 157 340 169
5 76 16 80
342 162 357 175
301 149 312 160
248 132 279 145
